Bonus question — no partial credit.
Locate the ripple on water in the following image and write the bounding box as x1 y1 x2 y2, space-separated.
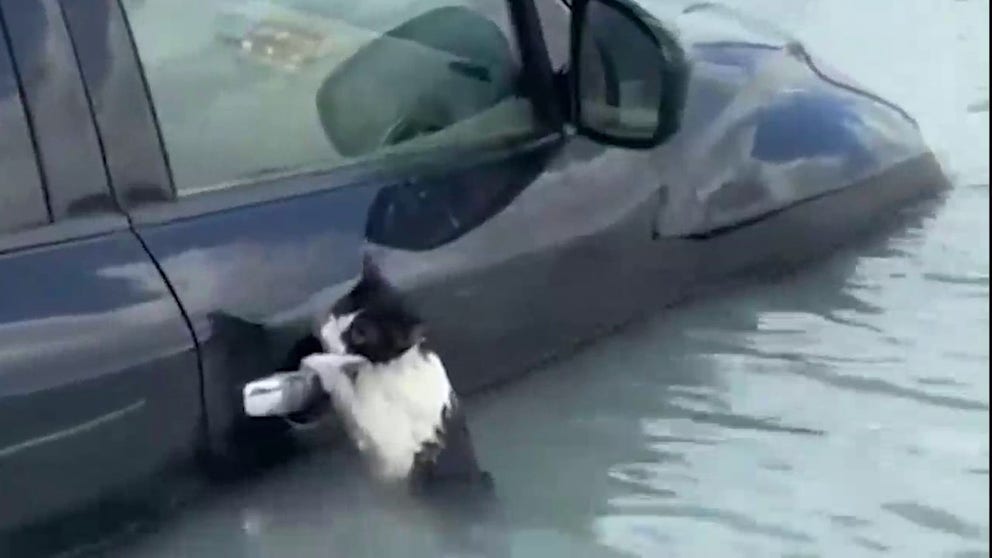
966 99 989 113
882 501 986 541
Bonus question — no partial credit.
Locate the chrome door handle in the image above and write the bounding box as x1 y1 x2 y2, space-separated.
243 370 323 417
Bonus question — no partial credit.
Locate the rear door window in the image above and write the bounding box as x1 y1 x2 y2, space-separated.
0 21 48 234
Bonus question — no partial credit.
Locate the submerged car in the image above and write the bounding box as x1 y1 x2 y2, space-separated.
0 0 947 549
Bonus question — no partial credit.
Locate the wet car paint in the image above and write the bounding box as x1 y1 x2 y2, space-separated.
0 0 948 551
0 232 201 532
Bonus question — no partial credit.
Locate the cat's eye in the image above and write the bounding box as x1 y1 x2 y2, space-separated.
349 326 365 345
348 321 377 347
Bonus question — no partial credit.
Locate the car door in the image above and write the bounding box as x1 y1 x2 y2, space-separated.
64 0 686 462
0 0 200 537
59 0 570 461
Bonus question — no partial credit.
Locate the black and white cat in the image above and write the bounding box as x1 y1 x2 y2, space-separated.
301 256 492 492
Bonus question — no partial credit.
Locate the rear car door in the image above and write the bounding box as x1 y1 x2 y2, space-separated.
64 0 582 460
0 0 199 536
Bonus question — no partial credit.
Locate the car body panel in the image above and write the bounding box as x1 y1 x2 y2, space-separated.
0 0 200 533
0 231 201 531
655 40 928 238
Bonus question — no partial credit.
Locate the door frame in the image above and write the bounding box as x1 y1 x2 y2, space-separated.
0 0 133 253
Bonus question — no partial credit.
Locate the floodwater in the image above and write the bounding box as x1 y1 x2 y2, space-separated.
65 0 992 556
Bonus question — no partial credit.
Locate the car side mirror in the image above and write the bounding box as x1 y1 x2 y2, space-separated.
570 0 689 148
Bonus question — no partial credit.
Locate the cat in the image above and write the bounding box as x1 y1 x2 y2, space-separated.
301 255 493 493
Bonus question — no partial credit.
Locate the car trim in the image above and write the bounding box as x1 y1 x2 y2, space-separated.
0 399 145 460
127 132 564 226
0 8 51 230
0 0 117 220
0 213 129 256
60 0 175 211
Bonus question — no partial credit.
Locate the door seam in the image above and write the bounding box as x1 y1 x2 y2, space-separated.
57 0 211 457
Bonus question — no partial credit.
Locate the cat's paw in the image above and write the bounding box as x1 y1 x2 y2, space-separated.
301 353 366 393
301 352 367 371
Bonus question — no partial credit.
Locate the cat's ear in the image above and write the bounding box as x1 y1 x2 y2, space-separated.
407 322 427 347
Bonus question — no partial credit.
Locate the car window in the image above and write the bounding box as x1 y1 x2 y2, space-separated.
1 24 48 234
121 0 543 196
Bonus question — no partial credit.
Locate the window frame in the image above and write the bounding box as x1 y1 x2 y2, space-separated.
533 0 572 72
1 0 117 221
1 0 135 256
0 10 49 239
64 0 565 225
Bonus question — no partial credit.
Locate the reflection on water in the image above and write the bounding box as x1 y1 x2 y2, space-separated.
472 186 987 558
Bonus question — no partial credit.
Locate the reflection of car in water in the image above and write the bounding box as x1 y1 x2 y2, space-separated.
0 0 949 552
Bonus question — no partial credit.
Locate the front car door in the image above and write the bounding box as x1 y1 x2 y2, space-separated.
63 0 688 465
61 0 576 463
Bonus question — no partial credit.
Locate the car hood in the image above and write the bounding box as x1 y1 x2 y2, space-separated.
638 2 931 238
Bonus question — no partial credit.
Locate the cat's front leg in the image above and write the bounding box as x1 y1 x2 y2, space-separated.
301 353 365 408
301 353 372 451
300 353 368 438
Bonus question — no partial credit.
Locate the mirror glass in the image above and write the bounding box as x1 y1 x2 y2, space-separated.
577 0 666 141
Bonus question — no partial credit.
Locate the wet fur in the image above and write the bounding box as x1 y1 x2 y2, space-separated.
304 256 492 491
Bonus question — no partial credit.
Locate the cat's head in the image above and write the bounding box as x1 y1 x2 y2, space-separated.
319 255 426 364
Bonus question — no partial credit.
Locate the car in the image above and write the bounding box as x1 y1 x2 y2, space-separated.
0 0 948 549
